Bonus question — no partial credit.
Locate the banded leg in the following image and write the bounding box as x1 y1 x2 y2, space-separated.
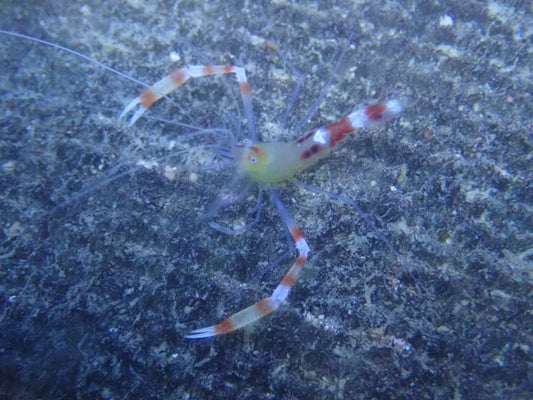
120 65 257 139
185 189 310 339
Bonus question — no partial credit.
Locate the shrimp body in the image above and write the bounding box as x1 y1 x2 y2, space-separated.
236 141 310 183
237 100 403 184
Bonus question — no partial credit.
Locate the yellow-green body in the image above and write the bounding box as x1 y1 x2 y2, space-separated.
236 140 332 184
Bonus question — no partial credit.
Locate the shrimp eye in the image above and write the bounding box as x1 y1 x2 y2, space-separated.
250 157 257 164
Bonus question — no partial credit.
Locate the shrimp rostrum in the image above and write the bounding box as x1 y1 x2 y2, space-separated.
120 63 402 339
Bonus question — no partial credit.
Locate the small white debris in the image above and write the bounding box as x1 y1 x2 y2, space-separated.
4 221 24 240
80 4 91 16
2 161 15 173
436 44 460 58
249 34 266 46
8 295 17 303
390 185 398 192
164 165 178 181
188 172 199 183
391 336 411 352
137 159 159 169
169 51 181 63
167 139 177 150
439 14 454 27
386 99 403 116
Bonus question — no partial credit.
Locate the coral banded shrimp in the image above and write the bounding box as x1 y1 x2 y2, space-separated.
2 30 402 339
120 64 402 338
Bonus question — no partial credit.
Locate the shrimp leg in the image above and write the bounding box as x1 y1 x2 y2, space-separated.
185 189 309 339
119 65 256 139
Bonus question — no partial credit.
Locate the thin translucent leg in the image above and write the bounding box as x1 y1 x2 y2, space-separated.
271 40 304 131
294 33 354 134
209 189 264 235
296 180 400 257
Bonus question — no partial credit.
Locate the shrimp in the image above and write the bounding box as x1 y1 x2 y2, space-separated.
120 65 402 338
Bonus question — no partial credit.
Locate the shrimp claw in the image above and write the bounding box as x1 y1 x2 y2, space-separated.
119 65 256 139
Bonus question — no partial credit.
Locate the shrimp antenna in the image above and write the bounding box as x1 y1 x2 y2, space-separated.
0 29 149 88
294 32 355 134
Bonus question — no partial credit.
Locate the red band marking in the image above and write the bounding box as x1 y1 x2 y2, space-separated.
294 255 306 267
140 89 156 109
327 117 354 148
300 143 325 160
256 299 275 316
291 228 304 243
171 70 186 86
239 81 251 95
215 318 234 335
365 103 386 121
280 274 296 288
